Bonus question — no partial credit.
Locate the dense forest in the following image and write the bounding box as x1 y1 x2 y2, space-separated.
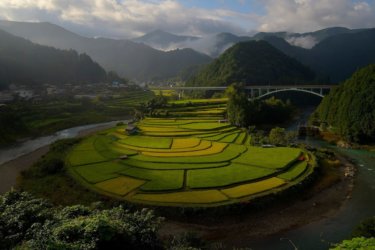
187 40 315 87
312 64 375 143
0 29 108 90
226 84 295 127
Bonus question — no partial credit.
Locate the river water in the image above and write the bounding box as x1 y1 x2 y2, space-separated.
249 138 375 250
0 115 374 249
248 108 375 249
0 121 123 166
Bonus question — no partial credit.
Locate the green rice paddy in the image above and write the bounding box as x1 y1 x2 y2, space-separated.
66 98 316 207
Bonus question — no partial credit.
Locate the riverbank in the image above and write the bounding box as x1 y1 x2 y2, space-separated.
159 154 356 248
9 140 357 248
0 121 127 194
0 126 363 249
320 131 375 152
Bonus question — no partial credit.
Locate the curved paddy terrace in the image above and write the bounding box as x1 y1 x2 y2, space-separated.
66 121 316 206
66 100 317 207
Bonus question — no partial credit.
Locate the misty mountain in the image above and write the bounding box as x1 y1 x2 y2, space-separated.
187 40 315 87
0 21 212 82
253 27 363 49
204 33 251 57
134 31 251 57
131 27 368 57
0 29 107 90
133 29 199 50
263 29 375 82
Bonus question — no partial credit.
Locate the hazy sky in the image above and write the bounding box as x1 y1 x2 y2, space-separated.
0 0 374 38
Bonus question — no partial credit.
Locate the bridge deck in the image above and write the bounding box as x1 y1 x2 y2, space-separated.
150 85 335 91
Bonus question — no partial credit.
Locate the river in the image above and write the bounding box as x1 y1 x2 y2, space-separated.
0 121 126 166
248 139 375 249
247 107 375 249
0 116 374 249
0 120 126 193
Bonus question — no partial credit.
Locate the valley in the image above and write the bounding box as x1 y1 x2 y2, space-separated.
0 8 374 249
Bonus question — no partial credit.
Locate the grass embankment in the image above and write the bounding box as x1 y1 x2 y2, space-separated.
17 139 109 206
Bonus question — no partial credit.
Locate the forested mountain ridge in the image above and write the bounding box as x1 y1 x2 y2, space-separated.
187 40 315 87
133 27 367 57
0 29 107 90
263 29 375 82
0 21 212 82
312 64 375 143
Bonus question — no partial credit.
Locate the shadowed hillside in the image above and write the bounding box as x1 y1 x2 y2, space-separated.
0 21 212 82
187 40 315 87
0 29 107 90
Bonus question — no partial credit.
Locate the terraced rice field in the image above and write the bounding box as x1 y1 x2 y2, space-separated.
66 99 316 207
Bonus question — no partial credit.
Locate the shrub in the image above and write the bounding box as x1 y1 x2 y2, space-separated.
0 191 53 249
351 216 375 238
38 158 65 175
330 237 375 250
0 191 164 250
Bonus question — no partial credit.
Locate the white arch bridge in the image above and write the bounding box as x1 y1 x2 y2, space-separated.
150 84 335 99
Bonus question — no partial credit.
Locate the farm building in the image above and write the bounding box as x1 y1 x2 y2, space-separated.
125 124 138 135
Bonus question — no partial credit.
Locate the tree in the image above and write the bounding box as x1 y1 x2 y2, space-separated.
285 131 298 145
226 84 295 128
0 191 163 250
269 127 287 146
0 191 53 249
314 64 375 143
134 108 145 121
226 84 250 127
330 237 375 250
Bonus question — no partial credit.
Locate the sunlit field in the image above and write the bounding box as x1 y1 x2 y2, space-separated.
66 99 315 206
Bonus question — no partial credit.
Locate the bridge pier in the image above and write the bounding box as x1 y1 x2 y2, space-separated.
150 84 334 100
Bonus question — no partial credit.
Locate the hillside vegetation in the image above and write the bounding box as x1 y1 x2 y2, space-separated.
0 21 212 82
187 40 315 87
0 89 155 148
0 190 162 249
0 29 107 90
264 29 375 82
312 64 375 143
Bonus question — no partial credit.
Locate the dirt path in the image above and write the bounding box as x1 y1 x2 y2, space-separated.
0 123 116 194
0 146 50 194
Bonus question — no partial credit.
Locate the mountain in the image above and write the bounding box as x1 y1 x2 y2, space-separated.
254 27 367 49
0 29 107 90
0 21 212 82
131 27 369 58
263 29 375 82
203 33 251 57
133 29 251 57
312 64 375 143
187 40 315 87
133 29 198 50
2 20 372 83
132 27 367 57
